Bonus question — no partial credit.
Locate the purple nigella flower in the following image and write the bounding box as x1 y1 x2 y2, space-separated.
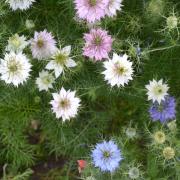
149 96 176 123
91 140 123 172
83 28 113 61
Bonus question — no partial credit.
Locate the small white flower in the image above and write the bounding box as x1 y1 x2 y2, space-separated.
50 87 81 121
145 79 169 104
6 34 29 53
6 0 35 11
106 0 123 17
0 51 32 86
36 70 55 91
102 53 133 87
46 45 76 78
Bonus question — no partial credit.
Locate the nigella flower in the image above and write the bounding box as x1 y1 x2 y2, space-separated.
0 52 32 86
145 79 169 104
36 70 55 91
106 0 123 17
74 0 109 23
6 34 29 53
91 140 123 172
30 30 57 60
6 0 35 11
83 28 113 61
46 45 76 78
50 87 81 121
102 53 133 87
149 96 176 123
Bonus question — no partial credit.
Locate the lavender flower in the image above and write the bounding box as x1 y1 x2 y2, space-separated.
91 140 123 172
149 96 176 123
30 30 57 60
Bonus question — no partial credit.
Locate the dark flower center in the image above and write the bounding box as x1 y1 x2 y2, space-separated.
89 0 97 6
157 104 164 112
37 39 44 48
94 36 102 46
114 64 127 75
59 99 70 109
103 151 111 159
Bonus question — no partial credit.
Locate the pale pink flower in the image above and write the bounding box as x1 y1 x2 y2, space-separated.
30 30 57 60
74 0 109 23
83 28 113 61
50 87 81 121
106 0 123 17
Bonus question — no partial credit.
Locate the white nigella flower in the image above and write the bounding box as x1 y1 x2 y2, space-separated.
46 45 77 78
50 87 81 121
6 0 35 11
145 79 169 104
6 34 29 53
0 51 32 86
36 70 55 91
106 0 123 17
102 53 133 87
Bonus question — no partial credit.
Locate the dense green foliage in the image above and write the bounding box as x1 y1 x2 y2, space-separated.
0 0 179 179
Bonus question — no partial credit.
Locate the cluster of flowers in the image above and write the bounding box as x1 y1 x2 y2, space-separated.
145 79 176 123
2 0 177 175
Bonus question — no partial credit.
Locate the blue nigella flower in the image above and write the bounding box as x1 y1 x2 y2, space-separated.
149 96 176 123
91 140 123 172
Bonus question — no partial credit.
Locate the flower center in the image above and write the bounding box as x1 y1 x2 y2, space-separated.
42 76 51 85
157 104 164 112
89 0 97 6
8 59 21 73
103 151 111 159
54 53 67 65
37 39 44 48
94 36 102 46
114 64 127 75
154 86 163 95
59 99 70 109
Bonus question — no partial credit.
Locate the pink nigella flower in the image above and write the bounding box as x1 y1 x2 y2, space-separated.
74 0 109 23
83 28 113 61
30 30 57 60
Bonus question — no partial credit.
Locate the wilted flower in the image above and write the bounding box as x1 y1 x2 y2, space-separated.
77 160 87 173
